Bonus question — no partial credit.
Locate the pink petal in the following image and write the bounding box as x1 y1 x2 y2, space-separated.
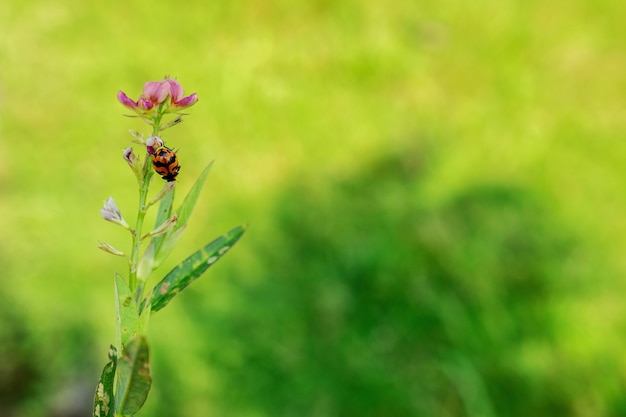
117 91 138 109
143 81 170 104
172 93 198 109
166 78 184 103
138 97 154 110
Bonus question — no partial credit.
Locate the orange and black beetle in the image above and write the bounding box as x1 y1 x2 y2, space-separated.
152 146 180 182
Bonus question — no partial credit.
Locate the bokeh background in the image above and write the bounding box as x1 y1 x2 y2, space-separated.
1 0 626 416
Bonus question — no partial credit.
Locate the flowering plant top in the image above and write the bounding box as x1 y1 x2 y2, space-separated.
117 77 198 123
95 76 245 417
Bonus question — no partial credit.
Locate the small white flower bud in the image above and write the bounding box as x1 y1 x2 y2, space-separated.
100 197 130 229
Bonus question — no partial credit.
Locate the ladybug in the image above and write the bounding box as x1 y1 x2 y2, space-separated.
152 146 180 182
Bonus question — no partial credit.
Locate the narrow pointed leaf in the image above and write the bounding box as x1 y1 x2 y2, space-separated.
137 240 155 282
150 181 176 259
93 346 117 417
115 273 138 348
136 302 151 336
115 335 152 415
173 161 213 232
152 162 212 268
149 224 247 312
153 225 187 269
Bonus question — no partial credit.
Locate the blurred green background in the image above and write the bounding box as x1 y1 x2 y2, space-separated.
1 0 626 416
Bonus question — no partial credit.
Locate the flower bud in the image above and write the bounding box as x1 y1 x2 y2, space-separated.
98 241 125 257
123 147 143 180
145 136 164 155
161 117 183 131
101 197 130 229
147 181 176 208
129 130 145 144
141 213 178 240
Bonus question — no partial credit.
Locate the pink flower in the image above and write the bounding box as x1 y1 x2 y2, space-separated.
117 77 198 116
143 81 171 106
164 78 198 110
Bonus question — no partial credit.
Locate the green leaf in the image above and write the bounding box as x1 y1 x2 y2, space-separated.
173 161 213 232
115 273 138 348
136 299 151 336
136 240 155 283
115 335 152 415
151 162 213 270
153 225 187 268
149 224 247 312
151 181 176 256
93 346 117 417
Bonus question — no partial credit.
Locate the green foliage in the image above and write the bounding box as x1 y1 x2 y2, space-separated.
115 273 138 348
93 82 244 416
148 224 247 313
198 150 583 417
151 162 214 270
171 163 214 237
139 162 215 290
148 183 176 265
115 336 152 416
93 346 116 417
2 0 626 416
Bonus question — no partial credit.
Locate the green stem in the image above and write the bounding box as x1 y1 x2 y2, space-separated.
128 162 152 293
128 116 162 294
